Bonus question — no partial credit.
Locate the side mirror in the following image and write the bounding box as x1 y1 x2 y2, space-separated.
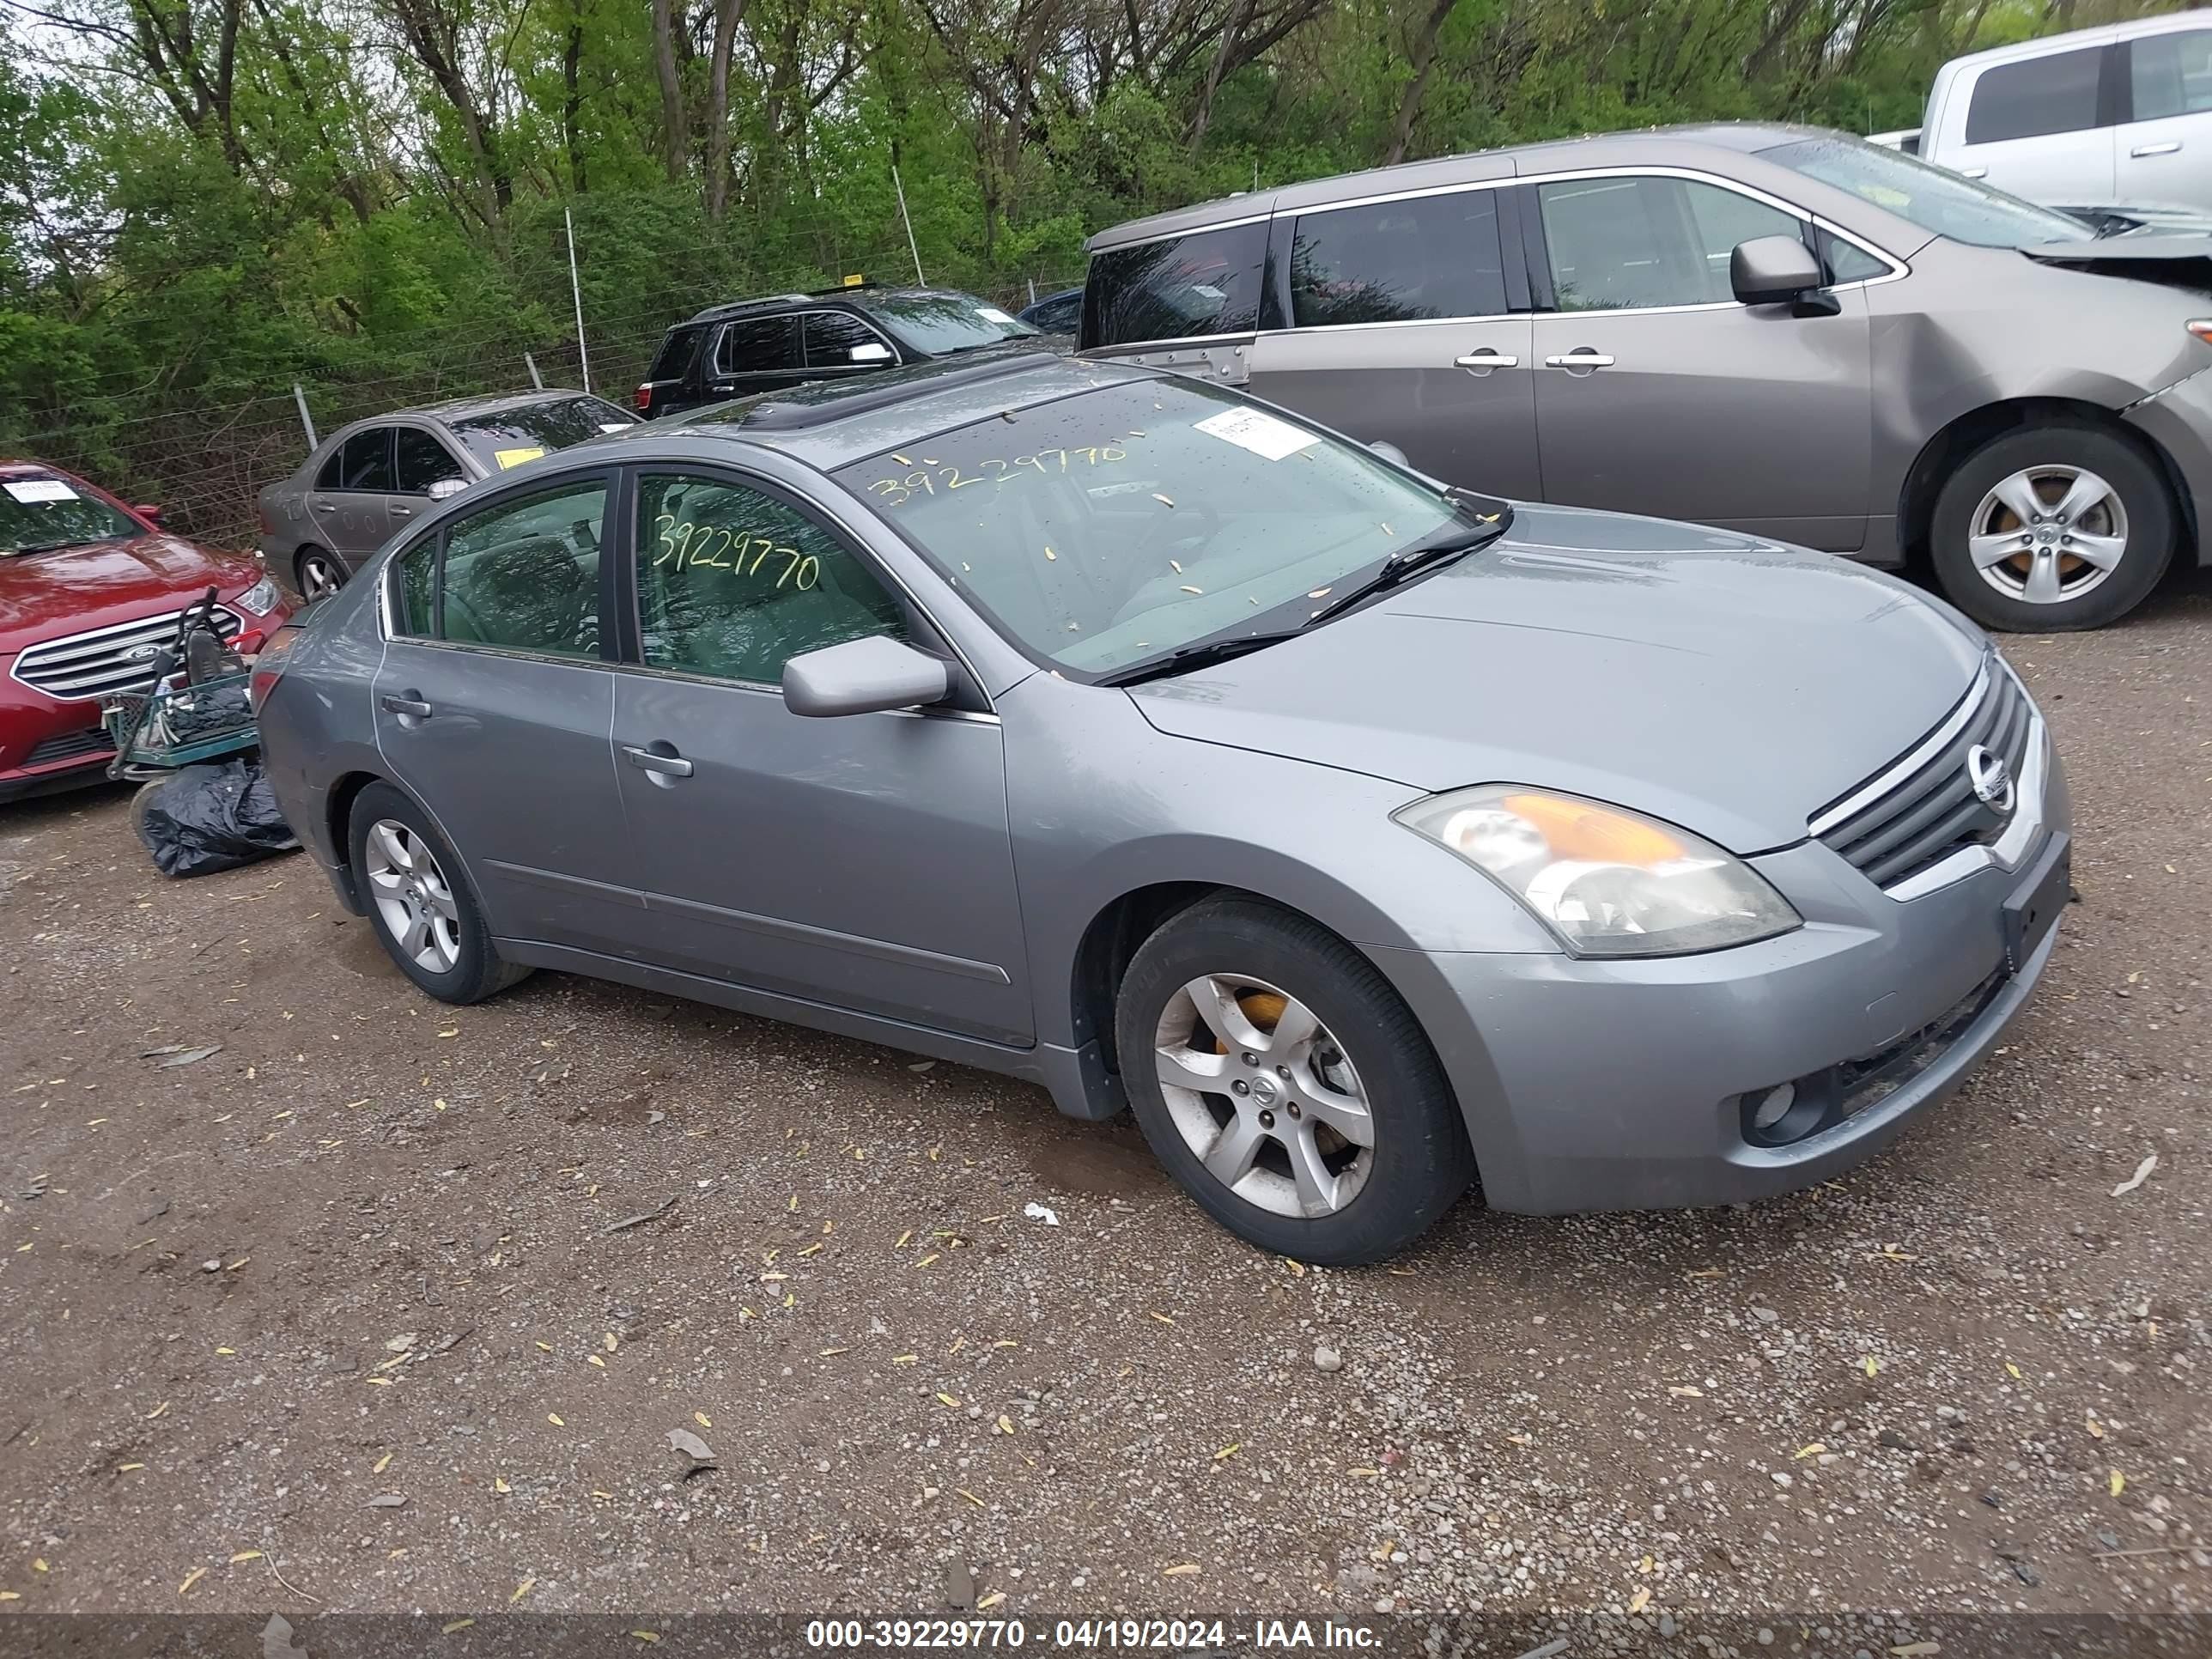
427 477 469 502
849 342 894 364
1731 235 1829 308
134 503 164 523
782 635 951 719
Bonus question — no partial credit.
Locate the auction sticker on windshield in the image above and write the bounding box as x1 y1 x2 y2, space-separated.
4 479 78 504
1194 407 1319 462
494 446 546 470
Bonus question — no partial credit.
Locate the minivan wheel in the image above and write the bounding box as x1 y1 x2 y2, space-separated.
1929 423 2173 632
1114 897 1474 1265
347 781 531 1004
295 547 345 602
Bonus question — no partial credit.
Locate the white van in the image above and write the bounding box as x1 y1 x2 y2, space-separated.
1920 10 2212 212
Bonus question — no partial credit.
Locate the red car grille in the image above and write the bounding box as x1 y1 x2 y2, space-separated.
10 606 241 702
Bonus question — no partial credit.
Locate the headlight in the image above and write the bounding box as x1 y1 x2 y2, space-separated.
233 576 282 617
1395 786 1801 957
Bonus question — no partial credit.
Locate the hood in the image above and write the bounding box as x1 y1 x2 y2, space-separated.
2021 234 2212 294
0 534 259 647
1124 505 1984 854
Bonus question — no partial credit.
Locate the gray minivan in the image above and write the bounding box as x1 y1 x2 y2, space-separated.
1080 124 2212 631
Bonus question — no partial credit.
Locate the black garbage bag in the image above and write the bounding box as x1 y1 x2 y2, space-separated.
132 757 301 878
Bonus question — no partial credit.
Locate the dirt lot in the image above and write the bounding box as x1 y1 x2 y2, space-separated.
3 573 2210 1644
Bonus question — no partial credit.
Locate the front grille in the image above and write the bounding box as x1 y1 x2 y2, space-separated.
23 726 115 768
9 607 241 703
1812 666 2034 891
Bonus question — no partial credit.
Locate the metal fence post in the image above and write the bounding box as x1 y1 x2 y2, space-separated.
524 351 544 390
565 209 592 394
292 384 318 453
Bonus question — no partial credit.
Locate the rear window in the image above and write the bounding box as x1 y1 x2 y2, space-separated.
1288 190 1506 327
1966 46 2107 143
1084 222 1268 348
648 325 707 382
446 396 636 470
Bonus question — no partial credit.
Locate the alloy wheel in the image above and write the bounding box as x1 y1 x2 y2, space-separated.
297 551 345 602
1152 973 1374 1218
1967 465 2128 606
365 818 462 974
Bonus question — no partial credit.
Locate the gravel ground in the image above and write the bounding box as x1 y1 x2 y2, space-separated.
3 569 2209 1644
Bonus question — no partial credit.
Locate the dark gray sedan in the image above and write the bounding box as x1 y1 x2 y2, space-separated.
250 353 2069 1263
258 389 636 600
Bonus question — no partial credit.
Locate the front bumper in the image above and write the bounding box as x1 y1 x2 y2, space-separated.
1372 749 2071 1215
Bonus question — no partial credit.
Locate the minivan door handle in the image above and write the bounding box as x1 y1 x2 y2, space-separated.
621 742 694 785
2131 140 2183 157
380 692 433 720
1453 349 1520 372
1544 349 1614 372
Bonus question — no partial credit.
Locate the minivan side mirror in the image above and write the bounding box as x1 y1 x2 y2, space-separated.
427 477 469 502
1730 235 1831 310
782 635 951 718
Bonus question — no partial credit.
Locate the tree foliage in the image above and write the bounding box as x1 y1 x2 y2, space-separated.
0 0 2180 537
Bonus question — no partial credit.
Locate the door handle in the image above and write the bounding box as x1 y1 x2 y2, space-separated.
1544 350 1614 370
1453 350 1520 371
380 692 433 719
622 743 694 781
2131 140 2183 157
311 500 337 513
390 503 413 518
1960 167 1988 179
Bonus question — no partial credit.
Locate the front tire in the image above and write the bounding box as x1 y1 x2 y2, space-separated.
1928 422 2174 632
295 547 346 603
347 781 530 1004
1114 897 1474 1265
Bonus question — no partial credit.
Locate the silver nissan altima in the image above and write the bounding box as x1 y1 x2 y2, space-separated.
251 350 2070 1264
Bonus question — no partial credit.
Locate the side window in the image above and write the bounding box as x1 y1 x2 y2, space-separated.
635 472 908 685
716 316 799 375
1965 48 2106 143
319 428 396 492
2130 32 2212 121
438 479 607 659
1818 227 1891 285
804 311 893 366
648 325 706 380
1287 190 1506 327
1537 176 1797 310
393 428 465 494
393 537 438 637
1084 221 1267 348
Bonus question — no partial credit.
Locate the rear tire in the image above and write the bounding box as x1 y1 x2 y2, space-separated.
1114 896 1474 1265
295 547 346 603
1928 422 2173 632
347 781 530 1004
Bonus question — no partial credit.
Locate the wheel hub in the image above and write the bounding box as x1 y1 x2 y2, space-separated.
364 817 462 975
1967 463 2128 606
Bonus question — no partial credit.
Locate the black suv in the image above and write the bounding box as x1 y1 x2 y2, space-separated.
633 285 1043 418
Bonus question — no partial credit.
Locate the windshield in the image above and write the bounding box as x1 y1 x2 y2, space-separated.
833 378 1466 678
860 291 1040 356
1 476 141 556
1759 135 2091 249
447 395 637 468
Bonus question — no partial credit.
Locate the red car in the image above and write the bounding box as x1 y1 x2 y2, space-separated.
2 460 293 802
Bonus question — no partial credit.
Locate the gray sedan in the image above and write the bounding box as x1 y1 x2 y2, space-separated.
258 389 636 600
250 352 2069 1263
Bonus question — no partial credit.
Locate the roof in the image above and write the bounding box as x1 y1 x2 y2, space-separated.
1087 123 1822 249
404 387 594 422
1940 7 2210 70
684 284 941 326
597 349 1153 471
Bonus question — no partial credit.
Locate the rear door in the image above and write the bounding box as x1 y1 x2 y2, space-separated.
1247 184 1539 498
1082 217 1269 386
1946 45 2118 202
2118 29 2212 212
310 427 399 572
609 465 1031 1043
1522 172 1873 551
370 471 642 954
699 314 806 404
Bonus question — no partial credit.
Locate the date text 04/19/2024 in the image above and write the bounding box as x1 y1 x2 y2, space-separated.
800 1618 1381 1649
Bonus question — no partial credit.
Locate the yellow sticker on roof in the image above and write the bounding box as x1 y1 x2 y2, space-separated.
494 446 546 470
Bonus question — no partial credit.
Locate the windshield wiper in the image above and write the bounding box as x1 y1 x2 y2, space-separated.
1302 511 1511 629
1097 629 1307 688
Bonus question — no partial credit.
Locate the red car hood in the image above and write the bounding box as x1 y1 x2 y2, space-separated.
0 535 263 649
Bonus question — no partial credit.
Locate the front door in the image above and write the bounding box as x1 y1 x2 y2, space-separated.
2117 30 2212 213
371 472 642 954
1523 173 1873 551
611 467 1031 1044
1249 185 1539 499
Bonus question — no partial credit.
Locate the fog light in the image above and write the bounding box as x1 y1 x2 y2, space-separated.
1748 1082 1796 1131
